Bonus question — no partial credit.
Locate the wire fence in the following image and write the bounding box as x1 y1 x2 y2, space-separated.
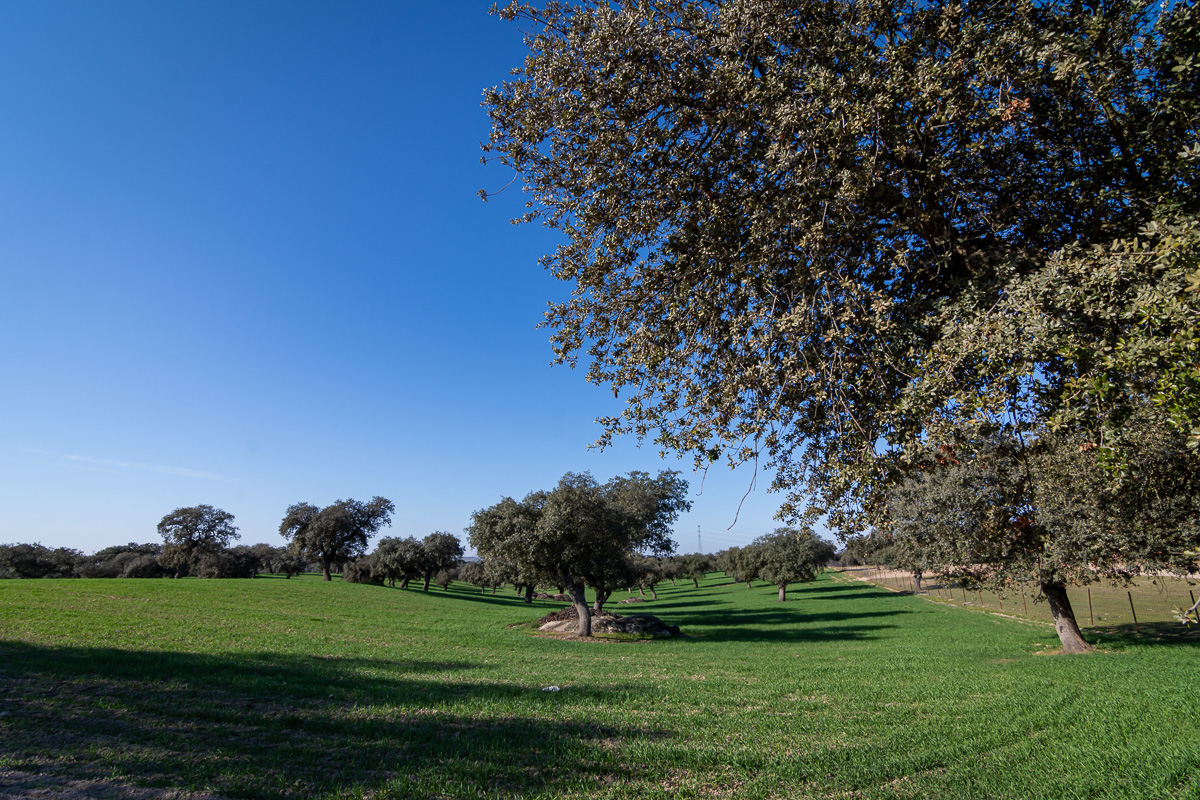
839 565 1200 639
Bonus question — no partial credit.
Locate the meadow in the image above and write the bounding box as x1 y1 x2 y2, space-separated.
1 572 1197 799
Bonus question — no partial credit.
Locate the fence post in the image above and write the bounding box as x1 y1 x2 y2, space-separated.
1128 590 1139 634
1022 588 1028 617
1087 587 1094 627
962 586 968 604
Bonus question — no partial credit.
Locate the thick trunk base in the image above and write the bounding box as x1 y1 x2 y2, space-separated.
1042 582 1093 654
565 581 591 637
778 584 787 602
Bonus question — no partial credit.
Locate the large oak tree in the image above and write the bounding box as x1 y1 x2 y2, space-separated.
279 497 394 581
468 470 689 636
483 0 1199 650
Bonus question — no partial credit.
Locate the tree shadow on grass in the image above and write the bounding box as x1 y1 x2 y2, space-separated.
660 608 909 644
0 641 660 799
1083 621 1200 646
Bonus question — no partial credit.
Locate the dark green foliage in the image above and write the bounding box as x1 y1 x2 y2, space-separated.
342 556 386 585
157 506 240 579
279 497 395 581
75 543 164 579
0 543 81 579
418 532 465 592
888 419 1200 649
195 549 258 579
746 529 836 601
372 536 425 588
484 0 1199 540
679 554 714 588
468 470 690 635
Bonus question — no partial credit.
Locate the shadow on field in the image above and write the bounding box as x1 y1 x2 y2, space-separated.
0 641 656 799
652 607 908 643
1084 621 1200 645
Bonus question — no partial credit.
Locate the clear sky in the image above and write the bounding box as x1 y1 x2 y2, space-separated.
0 1 801 556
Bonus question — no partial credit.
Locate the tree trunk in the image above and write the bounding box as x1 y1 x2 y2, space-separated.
912 569 923 594
524 584 535 604
566 578 591 637
639 587 646 596
422 573 432 591
1041 581 1093 654
745 581 751 589
691 577 699 588
400 576 411 588
491 585 497 594
778 584 787 602
321 558 332 582
592 586 610 614
650 586 658 600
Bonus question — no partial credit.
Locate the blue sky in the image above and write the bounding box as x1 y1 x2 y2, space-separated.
0 1 796 555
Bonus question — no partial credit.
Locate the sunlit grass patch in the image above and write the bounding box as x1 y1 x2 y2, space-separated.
1 572 1198 799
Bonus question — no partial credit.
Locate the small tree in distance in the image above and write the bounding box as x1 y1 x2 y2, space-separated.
279 497 394 581
418 532 464 591
469 470 690 637
157 505 239 579
752 529 836 602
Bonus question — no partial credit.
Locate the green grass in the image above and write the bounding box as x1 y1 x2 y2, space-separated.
847 567 1200 638
1 573 1198 799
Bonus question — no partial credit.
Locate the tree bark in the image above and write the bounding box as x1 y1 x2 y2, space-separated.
592 586 610 614
691 577 699 588
778 584 787 602
321 558 332 582
1041 581 1093 653
422 573 432 591
912 569 923 594
524 584 535 604
566 578 591 637
650 587 657 600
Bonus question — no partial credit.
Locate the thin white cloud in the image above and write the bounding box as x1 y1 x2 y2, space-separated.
24 449 232 481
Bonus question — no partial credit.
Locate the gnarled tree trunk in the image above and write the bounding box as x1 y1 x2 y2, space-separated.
565 577 591 637
592 586 611 614
778 583 787 602
912 569 923 594
1041 581 1093 654
524 584 535 604
321 557 332 582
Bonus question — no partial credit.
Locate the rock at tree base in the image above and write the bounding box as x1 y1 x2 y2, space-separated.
534 592 572 601
618 596 646 604
536 606 681 637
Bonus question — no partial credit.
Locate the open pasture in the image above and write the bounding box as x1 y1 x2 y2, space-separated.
1 573 1197 799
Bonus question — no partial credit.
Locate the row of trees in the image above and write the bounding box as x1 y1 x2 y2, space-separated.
0 540 306 580
340 532 465 591
482 0 1200 652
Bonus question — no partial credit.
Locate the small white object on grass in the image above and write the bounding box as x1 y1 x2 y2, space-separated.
541 686 561 692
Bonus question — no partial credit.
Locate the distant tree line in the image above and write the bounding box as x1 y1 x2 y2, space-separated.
0 540 306 580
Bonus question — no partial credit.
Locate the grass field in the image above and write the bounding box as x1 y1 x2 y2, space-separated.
1 572 1198 799
845 566 1200 639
